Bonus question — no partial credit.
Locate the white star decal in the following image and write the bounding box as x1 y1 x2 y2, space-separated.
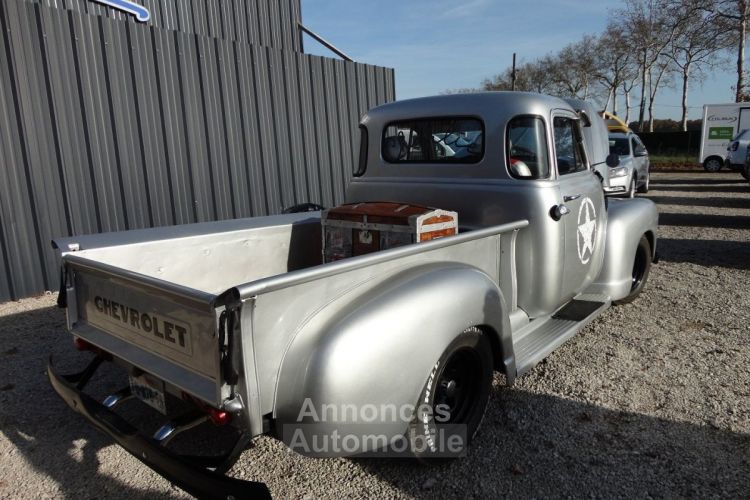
577 198 597 264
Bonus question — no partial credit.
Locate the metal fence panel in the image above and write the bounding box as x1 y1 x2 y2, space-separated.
28 0 303 51
296 53 320 205
0 0 395 301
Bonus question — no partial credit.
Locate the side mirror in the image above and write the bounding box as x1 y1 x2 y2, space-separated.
634 148 648 157
606 153 620 167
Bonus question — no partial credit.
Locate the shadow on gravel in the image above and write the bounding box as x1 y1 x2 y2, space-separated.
650 177 747 186
650 185 749 193
646 196 750 210
0 306 166 499
655 238 750 270
355 386 750 498
658 212 750 229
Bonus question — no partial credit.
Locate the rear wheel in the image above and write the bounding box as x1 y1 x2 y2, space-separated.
614 235 652 305
409 327 492 460
703 157 722 172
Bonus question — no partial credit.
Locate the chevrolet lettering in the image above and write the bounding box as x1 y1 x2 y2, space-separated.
91 295 192 355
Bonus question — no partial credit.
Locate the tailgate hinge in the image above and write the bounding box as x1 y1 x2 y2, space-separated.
219 309 240 386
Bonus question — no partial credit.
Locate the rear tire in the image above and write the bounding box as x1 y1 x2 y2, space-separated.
409 327 492 460
614 235 652 305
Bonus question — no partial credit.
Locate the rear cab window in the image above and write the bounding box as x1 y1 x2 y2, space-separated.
382 118 484 163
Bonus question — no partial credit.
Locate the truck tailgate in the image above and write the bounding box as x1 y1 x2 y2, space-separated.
62 254 225 406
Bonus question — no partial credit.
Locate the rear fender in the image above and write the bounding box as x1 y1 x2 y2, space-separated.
273 263 512 456
588 198 658 300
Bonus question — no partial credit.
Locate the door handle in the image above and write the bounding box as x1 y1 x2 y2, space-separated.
551 204 570 221
564 194 581 202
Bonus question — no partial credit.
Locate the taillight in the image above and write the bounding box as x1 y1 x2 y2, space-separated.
732 141 739 151
73 337 112 360
181 392 232 426
208 407 231 426
74 337 95 351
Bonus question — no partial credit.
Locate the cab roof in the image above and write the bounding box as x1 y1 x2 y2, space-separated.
363 91 576 128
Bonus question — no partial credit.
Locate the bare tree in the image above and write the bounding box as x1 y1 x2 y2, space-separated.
711 0 750 101
616 0 699 130
647 57 676 131
481 58 556 93
595 24 639 114
666 0 732 129
621 74 639 123
481 38 604 102
550 36 600 99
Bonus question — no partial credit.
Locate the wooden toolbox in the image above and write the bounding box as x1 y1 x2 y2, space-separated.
321 202 458 262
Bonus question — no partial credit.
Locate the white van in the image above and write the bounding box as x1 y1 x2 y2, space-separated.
700 103 750 171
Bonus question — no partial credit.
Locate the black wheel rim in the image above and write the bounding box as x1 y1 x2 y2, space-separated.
631 244 648 291
434 348 482 424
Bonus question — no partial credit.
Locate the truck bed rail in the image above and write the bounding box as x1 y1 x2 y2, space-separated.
225 219 529 303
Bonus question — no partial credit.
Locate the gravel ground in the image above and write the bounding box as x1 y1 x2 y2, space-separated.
1 170 748 498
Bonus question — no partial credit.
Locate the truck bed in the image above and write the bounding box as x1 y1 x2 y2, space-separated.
55 213 323 298
55 214 528 414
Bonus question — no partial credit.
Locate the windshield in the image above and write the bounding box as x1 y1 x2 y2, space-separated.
609 137 629 157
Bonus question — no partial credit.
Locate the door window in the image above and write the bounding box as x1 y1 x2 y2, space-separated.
553 116 587 175
506 116 549 179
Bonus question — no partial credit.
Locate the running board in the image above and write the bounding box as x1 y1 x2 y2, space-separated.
513 296 609 377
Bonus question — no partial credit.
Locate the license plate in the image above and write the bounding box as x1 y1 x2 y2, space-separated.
129 372 167 414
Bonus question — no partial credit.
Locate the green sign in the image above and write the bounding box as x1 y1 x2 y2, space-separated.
708 127 734 140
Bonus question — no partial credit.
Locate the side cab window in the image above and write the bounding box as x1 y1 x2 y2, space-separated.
553 116 588 175
506 116 550 179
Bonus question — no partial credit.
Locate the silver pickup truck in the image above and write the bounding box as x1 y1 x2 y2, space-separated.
49 92 658 499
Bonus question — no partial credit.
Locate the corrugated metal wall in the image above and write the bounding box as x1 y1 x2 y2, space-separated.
0 0 396 301
27 0 303 50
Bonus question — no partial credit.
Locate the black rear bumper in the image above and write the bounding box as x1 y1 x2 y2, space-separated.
47 358 271 500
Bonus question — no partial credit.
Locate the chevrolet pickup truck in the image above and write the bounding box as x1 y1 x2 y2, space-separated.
49 92 658 499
